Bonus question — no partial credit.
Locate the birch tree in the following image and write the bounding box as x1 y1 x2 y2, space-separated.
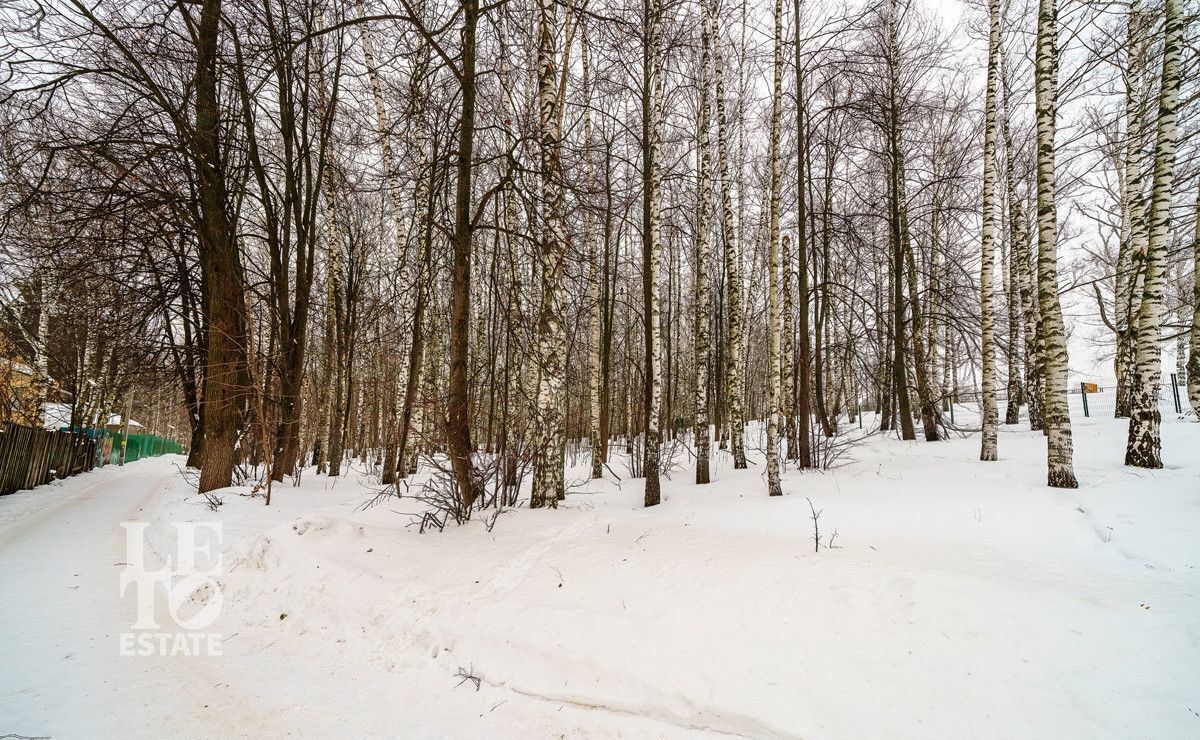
1188 181 1200 417
584 22 605 481
765 0 783 497
694 2 713 485
979 0 1000 462
711 0 748 469
1125 0 1183 468
1114 0 1149 420
642 0 665 506
531 0 568 507
1033 0 1077 488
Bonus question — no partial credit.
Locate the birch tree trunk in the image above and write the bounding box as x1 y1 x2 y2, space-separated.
1034 0 1078 487
694 3 713 485
1188 180 1200 417
710 0 747 469
765 0 783 497
1000 53 1042 433
783 232 796 459
642 0 665 506
1125 0 1183 468
531 0 568 507
1114 0 1149 419
354 0 415 473
979 0 1000 461
1003 239 1021 426
583 24 605 480
315 150 344 474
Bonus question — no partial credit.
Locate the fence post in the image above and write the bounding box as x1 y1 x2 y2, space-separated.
1170 373 1182 414
1080 383 1089 418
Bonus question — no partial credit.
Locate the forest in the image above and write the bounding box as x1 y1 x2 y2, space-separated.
0 0 1197 508
2 0 1200 737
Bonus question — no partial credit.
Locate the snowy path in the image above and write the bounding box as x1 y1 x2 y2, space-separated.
0 459 248 740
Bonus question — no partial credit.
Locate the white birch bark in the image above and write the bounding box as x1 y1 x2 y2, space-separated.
643 0 665 506
1185 178 1195 414
1000 52 1042 432
354 0 415 466
1034 0 1078 487
531 0 569 506
694 2 713 485
1125 0 1183 467
765 0 783 497
583 23 604 480
1188 180 1200 417
1114 0 1149 419
979 0 1001 461
710 0 747 469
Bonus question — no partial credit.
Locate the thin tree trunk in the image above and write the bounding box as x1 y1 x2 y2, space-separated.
710 0 747 469
694 2 713 485
1000 54 1042 432
765 0 783 497
1114 0 1149 419
979 0 1001 461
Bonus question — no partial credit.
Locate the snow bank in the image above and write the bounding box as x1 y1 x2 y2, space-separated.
131 416 1200 739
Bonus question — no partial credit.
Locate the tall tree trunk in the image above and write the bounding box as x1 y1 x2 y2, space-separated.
531 0 568 507
1126 0 1183 468
1114 0 1149 419
900 165 939 441
782 231 796 459
642 0 665 506
447 0 482 506
1034 0 1078 488
583 23 605 481
354 0 416 465
979 0 1001 461
1000 54 1042 432
793 22 813 467
765 0 783 496
710 0 747 469
885 0 914 442
694 3 713 485
196 0 248 495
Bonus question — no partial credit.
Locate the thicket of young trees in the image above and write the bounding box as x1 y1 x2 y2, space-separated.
0 0 1195 509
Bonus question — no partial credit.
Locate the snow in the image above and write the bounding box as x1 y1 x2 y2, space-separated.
41 402 145 430
1 415 1197 739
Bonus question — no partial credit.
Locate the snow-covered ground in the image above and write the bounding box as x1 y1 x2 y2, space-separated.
2 413 1197 739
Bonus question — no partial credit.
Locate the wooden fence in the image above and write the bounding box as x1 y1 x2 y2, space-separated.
0 422 98 496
